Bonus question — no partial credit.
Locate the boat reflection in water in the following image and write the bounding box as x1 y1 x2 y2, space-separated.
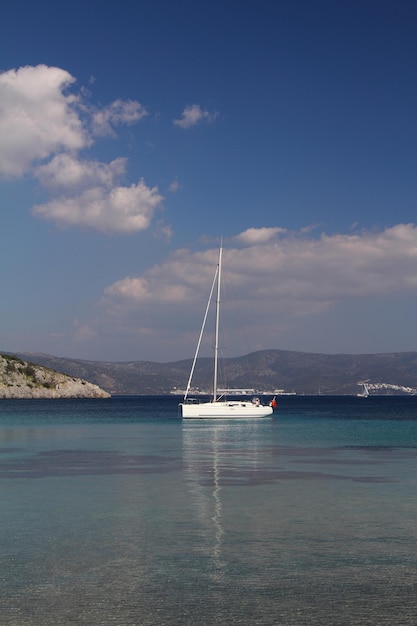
182 419 266 586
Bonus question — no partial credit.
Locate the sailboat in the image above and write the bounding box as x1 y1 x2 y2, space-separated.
357 382 370 397
179 245 274 419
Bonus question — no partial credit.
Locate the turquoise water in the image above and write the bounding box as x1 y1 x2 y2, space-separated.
0 396 416 625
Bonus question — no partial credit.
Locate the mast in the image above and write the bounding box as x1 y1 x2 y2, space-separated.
212 245 222 402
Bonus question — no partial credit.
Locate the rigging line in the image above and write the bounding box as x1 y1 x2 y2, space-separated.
184 263 219 401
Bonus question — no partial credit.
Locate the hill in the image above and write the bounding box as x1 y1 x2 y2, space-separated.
6 349 417 396
0 354 111 399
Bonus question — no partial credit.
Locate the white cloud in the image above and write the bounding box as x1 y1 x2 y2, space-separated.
168 179 181 193
32 178 163 233
104 275 187 302
103 245 217 316
0 64 162 235
235 227 287 245
95 224 417 355
92 99 148 137
0 65 88 177
0 65 149 177
173 104 218 129
34 154 127 191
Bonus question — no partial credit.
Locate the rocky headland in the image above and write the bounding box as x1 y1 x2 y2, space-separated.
0 354 110 399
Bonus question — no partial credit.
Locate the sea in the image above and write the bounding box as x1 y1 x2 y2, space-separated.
0 395 416 626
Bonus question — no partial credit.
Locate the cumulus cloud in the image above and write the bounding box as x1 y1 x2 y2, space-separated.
222 224 417 305
0 64 162 234
0 65 88 177
96 224 417 354
32 178 163 233
235 227 287 245
173 104 218 129
105 276 188 302
91 99 148 137
34 154 127 191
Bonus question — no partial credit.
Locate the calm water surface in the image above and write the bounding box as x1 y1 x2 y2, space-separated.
0 396 416 625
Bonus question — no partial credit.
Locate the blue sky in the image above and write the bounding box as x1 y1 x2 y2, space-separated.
1 0 417 362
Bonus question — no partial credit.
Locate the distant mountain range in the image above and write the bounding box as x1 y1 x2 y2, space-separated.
6 349 417 396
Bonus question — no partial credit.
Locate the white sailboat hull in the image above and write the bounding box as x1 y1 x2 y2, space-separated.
180 400 273 419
